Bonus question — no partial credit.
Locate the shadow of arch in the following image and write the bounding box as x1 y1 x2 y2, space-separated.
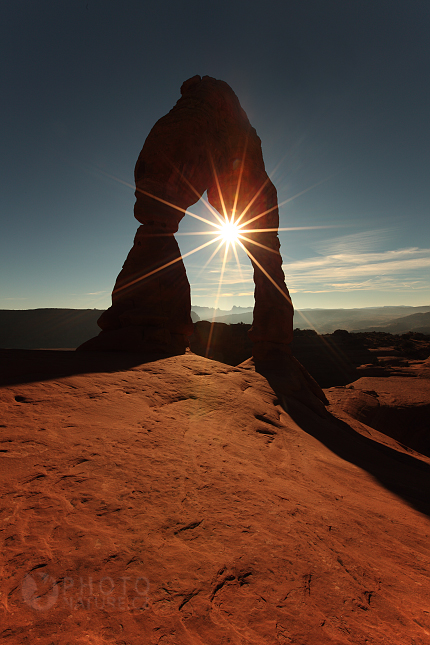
280 393 430 518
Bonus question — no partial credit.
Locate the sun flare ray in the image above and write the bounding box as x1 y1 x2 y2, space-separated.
231 241 245 283
236 239 293 306
237 233 280 255
205 243 230 357
231 136 249 222
160 152 226 226
97 165 340 312
235 175 271 226
243 226 338 233
113 234 222 296
209 153 229 221
238 175 339 229
196 238 226 279
234 152 290 226
97 170 224 230
175 231 231 236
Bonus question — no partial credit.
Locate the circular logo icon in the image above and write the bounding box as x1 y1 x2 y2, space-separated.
22 570 59 611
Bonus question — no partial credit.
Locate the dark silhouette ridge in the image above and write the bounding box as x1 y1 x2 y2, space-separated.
190 322 430 385
0 309 101 350
2 307 428 352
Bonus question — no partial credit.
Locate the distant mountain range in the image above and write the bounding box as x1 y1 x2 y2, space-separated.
195 305 430 334
191 305 254 322
355 311 430 335
0 305 429 349
294 306 430 334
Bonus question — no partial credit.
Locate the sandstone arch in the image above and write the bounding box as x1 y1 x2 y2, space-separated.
80 76 294 359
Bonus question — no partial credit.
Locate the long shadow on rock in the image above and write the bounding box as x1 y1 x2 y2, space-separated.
0 348 173 387
279 394 430 519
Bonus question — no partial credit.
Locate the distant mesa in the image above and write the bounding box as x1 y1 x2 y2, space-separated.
354 311 430 335
0 309 101 350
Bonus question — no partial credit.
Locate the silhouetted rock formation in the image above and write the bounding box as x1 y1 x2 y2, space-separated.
0 309 101 349
190 321 253 367
78 75 293 358
190 322 430 388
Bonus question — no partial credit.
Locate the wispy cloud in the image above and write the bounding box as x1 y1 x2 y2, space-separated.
192 263 253 286
188 230 430 302
314 229 393 256
283 243 430 294
68 291 109 297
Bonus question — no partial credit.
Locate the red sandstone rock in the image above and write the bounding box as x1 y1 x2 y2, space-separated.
80 76 293 355
326 376 430 456
1 348 430 644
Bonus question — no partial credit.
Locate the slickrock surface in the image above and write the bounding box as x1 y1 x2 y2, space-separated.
326 374 430 457
1 349 430 644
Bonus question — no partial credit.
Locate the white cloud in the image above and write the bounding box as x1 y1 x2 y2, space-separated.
187 228 430 303
283 246 430 293
314 229 393 256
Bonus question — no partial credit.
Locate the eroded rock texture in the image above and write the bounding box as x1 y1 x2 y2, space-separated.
79 75 293 356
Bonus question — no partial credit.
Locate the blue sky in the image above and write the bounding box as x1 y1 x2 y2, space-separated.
1 0 429 311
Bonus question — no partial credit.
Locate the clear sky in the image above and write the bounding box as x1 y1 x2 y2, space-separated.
1 0 429 311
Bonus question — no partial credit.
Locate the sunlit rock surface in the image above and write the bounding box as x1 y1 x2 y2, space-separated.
1 348 430 644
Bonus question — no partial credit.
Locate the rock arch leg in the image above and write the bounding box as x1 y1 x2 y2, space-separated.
207 167 294 357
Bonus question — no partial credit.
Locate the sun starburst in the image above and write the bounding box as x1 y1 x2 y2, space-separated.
216 218 242 245
97 162 338 355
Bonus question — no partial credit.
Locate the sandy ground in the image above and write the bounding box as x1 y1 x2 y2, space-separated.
1 349 429 644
